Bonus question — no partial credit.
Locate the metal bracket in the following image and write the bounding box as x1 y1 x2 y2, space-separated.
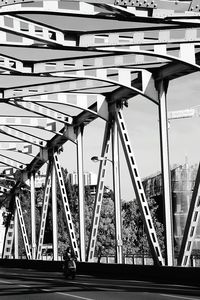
189 0 200 11
114 0 158 9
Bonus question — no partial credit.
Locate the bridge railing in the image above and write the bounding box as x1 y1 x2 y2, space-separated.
4 253 200 266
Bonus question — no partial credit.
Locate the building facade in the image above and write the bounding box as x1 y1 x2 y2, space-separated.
143 164 200 252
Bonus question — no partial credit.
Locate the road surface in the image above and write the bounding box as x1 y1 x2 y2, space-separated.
0 267 200 299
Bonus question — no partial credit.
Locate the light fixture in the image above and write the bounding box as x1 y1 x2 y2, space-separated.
91 156 112 163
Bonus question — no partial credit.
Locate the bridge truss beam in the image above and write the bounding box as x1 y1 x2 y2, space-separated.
0 0 199 267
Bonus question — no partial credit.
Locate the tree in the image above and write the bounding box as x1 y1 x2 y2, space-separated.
122 197 165 256
0 168 165 260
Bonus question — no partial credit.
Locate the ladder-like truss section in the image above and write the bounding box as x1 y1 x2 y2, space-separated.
115 107 164 266
87 123 112 261
15 195 32 259
37 163 52 260
53 152 80 260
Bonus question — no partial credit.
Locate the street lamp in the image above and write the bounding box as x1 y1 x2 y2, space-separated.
91 156 112 164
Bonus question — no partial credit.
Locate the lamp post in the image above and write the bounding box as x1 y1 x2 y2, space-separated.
91 155 123 264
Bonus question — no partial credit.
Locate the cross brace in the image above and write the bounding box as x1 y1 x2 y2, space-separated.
87 122 112 261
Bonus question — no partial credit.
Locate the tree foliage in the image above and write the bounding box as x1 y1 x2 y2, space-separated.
1 168 165 258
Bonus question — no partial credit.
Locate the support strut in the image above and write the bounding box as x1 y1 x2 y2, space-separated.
37 162 52 259
158 80 174 266
15 195 32 259
77 126 86 262
53 152 80 260
87 122 112 262
115 106 164 266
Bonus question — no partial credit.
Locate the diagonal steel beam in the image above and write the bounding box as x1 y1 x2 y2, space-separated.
87 121 112 261
114 106 164 266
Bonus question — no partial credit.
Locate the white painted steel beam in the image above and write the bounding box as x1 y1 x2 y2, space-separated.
0 54 26 73
93 48 199 75
77 126 85 262
79 27 200 48
0 116 60 134
158 80 174 266
14 208 19 259
87 122 112 262
0 15 69 47
30 173 36 260
0 154 26 169
53 152 80 260
0 142 32 154
0 1 118 18
1 69 158 103
37 162 52 260
15 195 32 259
13 101 72 125
112 120 123 264
51 162 58 261
2 78 113 99
0 125 46 148
16 94 108 121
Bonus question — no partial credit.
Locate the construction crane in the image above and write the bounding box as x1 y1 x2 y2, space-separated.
168 105 200 121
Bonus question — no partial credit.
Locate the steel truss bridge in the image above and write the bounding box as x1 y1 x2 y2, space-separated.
0 0 199 268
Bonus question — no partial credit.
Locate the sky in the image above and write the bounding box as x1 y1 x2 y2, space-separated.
60 71 200 201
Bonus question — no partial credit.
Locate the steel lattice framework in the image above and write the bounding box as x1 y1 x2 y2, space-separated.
0 0 199 266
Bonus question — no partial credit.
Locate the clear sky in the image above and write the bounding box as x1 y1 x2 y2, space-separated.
60 71 200 201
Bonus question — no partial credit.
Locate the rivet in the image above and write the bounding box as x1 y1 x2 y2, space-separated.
191 6 193 10
196 5 199 8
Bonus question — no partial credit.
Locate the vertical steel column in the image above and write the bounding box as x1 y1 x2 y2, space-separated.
158 80 174 266
77 126 85 262
30 172 36 259
52 161 58 260
112 121 123 264
14 209 19 259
